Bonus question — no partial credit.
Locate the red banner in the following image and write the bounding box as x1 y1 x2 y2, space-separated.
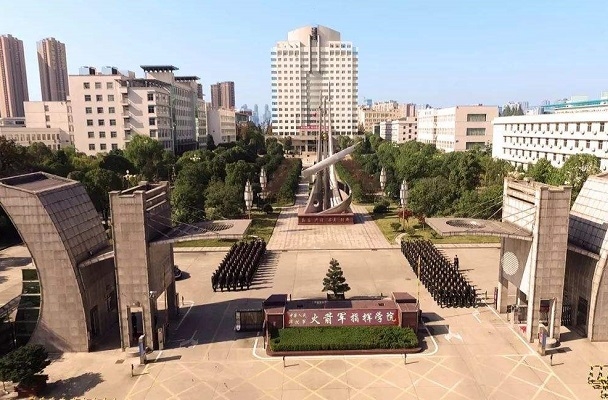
285 309 399 327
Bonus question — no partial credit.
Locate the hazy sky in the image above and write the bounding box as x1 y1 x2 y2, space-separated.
3 0 608 109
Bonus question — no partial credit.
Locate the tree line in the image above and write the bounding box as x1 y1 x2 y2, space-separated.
338 134 600 219
0 123 291 243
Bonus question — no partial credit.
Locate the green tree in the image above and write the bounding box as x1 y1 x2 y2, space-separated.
81 168 124 221
123 135 169 181
99 153 135 176
225 159 256 188
408 176 457 217
283 136 293 153
559 154 600 201
0 344 50 387
321 258 351 297
204 181 243 218
0 137 28 178
526 158 561 185
337 135 354 151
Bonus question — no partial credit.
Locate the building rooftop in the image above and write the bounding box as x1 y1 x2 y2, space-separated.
0 172 73 194
140 65 179 72
425 217 533 241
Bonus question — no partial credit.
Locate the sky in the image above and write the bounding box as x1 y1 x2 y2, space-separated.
3 0 608 110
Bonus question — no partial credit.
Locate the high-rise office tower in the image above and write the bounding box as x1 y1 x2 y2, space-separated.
271 25 358 153
252 104 260 125
0 34 29 117
37 37 69 101
210 81 235 109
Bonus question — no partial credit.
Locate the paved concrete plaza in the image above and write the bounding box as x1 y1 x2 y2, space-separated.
0 245 31 306
32 246 605 399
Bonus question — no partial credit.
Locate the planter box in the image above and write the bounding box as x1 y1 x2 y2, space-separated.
267 346 422 357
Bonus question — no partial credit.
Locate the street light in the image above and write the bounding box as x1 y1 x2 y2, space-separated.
244 179 253 219
259 167 267 205
400 179 409 230
380 167 387 192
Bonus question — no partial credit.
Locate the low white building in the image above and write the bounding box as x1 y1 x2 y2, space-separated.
207 105 236 144
492 111 608 170
378 116 417 143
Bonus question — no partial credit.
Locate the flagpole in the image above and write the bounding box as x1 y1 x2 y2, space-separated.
417 255 421 305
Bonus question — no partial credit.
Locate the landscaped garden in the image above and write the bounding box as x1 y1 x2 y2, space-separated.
269 326 419 352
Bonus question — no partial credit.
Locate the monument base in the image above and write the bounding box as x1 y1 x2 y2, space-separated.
298 209 355 225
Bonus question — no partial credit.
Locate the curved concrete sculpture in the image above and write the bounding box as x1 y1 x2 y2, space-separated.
0 173 113 352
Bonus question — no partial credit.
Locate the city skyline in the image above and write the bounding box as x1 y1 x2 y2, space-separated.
2 1 608 110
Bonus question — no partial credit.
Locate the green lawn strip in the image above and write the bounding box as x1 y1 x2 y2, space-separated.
363 205 500 244
173 212 279 247
269 326 418 352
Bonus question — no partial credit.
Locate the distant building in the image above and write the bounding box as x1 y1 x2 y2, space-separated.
37 37 69 101
252 104 260 125
207 104 236 144
271 25 359 153
417 105 498 152
210 81 235 109
263 104 271 125
378 116 417 143
0 35 29 117
358 101 415 133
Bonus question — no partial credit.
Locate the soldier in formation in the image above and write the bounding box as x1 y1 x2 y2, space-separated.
401 239 477 308
211 239 266 292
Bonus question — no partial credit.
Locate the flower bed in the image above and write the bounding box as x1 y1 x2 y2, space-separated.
269 326 418 352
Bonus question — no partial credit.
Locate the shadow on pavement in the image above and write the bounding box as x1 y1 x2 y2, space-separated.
45 372 103 399
0 256 32 271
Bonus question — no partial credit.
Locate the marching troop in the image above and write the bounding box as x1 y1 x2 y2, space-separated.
401 239 477 308
211 239 266 291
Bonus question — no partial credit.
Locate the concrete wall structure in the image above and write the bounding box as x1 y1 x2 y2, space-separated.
110 182 177 350
497 178 571 343
0 173 115 352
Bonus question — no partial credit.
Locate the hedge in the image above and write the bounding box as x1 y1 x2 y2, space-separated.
277 158 302 204
269 326 418 352
334 162 372 203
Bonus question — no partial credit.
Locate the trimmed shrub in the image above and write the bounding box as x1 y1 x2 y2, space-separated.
262 203 274 214
373 199 390 214
269 326 418 352
276 159 302 205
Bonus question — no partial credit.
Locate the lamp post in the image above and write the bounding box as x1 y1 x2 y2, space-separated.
400 179 409 230
259 167 267 208
124 169 136 188
244 179 253 219
379 167 387 203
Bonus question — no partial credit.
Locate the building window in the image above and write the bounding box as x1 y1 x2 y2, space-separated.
95 95 102 101
106 82 113 89
97 107 104 113
99 131 106 138
147 93 154 101
87 131 94 138
108 95 115 101
467 114 487 122
85 107 92 114
86 119 94 126
576 123 580 132
109 119 116 126
111 144 118 150
588 123 592 132
601 122 605 132
83 82 90 89
95 82 102 89
100 143 107 151
599 141 604 150
45 115 50 122
466 128 486 136
149 118 156 126
586 140 591 148
148 105 155 113
465 142 485 150
89 144 96 151
150 130 157 138
98 119 105 126
85 95 91 102
575 139 579 147
110 131 117 138
108 107 115 114
44 105 49 112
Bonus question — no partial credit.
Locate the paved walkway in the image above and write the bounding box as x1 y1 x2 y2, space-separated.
267 183 391 251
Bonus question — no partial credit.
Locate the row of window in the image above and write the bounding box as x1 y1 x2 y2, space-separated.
86 106 116 114
87 131 118 139
88 143 119 151
86 119 117 127
2 133 65 142
83 82 114 90
504 136 604 150
505 122 605 132
85 94 115 102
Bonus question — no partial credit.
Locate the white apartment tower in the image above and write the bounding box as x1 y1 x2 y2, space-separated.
271 25 358 153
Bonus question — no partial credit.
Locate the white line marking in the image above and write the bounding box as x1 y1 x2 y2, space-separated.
174 300 194 331
251 323 439 360
485 304 580 400
472 310 481 323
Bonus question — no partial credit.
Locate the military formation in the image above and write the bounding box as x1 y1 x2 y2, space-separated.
401 239 477 308
211 239 266 291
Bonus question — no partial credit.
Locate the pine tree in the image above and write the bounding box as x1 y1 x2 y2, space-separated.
322 258 351 297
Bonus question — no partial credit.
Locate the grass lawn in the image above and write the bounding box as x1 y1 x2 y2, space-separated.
364 206 500 245
173 211 280 248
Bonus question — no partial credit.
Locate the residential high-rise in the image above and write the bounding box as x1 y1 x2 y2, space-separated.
210 81 235 109
0 34 29 118
271 25 359 153
37 37 69 101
